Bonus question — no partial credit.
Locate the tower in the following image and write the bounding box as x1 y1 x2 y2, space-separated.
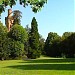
5 9 14 31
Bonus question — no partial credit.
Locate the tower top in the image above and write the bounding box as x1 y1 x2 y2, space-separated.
8 9 12 16
5 9 14 31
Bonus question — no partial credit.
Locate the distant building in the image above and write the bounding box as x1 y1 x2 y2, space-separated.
5 9 14 31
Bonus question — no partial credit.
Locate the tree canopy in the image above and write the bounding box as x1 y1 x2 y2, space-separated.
0 0 47 14
8 24 28 43
44 32 61 57
27 17 40 59
13 10 22 25
0 21 8 60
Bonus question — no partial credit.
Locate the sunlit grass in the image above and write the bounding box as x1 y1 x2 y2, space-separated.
0 57 75 75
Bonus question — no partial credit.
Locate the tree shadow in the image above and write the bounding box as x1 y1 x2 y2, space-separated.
6 58 75 70
7 63 75 70
19 58 75 63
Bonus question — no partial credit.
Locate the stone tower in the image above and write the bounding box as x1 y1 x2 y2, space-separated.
5 9 14 31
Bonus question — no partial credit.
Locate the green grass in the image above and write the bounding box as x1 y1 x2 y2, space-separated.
0 57 75 75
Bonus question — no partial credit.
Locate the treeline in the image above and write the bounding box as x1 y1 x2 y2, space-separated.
44 32 75 58
0 22 27 60
0 17 75 60
0 17 45 60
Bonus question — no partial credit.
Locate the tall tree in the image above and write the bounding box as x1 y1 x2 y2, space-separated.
24 25 31 56
44 32 61 57
7 24 28 59
61 32 75 58
27 17 40 59
0 21 8 60
13 10 22 25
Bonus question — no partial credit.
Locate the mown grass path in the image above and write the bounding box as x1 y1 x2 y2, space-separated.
0 57 75 75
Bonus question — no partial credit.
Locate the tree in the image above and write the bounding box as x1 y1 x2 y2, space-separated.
62 32 73 40
0 21 8 60
61 32 75 58
3 38 24 59
25 25 31 34
44 32 61 57
13 10 22 25
0 0 47 14
8 24 28 43
9 39 24 59
24 25 31 56
60 32 73 58
27 17 40 59
39 34 45 55
7 24 28 59
67 33 75 57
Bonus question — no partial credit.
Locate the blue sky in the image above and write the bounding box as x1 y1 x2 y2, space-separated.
1 0 74 39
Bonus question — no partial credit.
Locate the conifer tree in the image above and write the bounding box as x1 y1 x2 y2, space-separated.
27 17 40 59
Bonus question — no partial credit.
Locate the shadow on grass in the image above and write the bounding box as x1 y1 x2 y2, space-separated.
7 63 75 70
19 58 75 63
6 58 75 70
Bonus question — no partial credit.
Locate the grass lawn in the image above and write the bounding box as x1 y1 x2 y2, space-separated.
0 56 75 75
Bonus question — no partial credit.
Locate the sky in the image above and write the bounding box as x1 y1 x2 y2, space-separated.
1 0 74 39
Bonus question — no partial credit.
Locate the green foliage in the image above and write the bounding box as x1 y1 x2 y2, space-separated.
24 25 31 56
44 32 75 58
25 25 31 34
3 38 24 59
0 0 47 14
62 32 73 40
13 10 22 25
8 24 28 43
0 21 7 36
27 17 40 59
39 34 45 54
0 21 8 60
10 40 24 59
0 23 28 60
61 33 75 58
44 32 61 57
7 25 28 59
